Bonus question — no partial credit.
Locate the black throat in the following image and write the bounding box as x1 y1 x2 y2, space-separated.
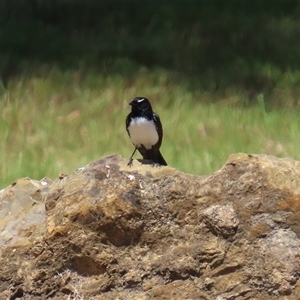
131 107 153 120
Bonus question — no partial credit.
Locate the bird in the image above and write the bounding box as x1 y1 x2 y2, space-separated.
126 97 167 166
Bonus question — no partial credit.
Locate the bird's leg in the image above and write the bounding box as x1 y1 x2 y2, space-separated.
128 147 137 166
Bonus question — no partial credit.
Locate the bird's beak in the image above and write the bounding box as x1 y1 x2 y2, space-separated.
129 101 133 106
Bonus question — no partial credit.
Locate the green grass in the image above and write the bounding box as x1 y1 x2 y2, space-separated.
1 65 299 189
1 4 300 188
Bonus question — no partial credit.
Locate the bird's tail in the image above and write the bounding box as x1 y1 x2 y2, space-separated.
157 151 167 166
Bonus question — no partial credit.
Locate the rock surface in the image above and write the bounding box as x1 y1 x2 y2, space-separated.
1 153 300 299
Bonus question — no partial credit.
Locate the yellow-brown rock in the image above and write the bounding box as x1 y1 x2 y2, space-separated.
1 154 300 299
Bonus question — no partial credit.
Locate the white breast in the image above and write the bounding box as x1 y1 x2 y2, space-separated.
128 117 159 149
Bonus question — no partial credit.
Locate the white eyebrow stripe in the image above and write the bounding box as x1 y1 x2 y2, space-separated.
137 98 145 103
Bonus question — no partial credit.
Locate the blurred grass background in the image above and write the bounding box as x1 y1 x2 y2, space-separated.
0 1 300 188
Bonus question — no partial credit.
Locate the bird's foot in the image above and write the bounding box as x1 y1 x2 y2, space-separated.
151 161 162 167
139 159 163 167
127 158 134 167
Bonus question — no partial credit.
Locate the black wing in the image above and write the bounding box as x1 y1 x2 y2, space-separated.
153 112 163 148
125 113 132 137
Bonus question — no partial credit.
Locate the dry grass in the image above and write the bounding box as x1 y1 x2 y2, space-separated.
57 269 92 300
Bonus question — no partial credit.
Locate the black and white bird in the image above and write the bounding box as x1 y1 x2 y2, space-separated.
126 97 167 166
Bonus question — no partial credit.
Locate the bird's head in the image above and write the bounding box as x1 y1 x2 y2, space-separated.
129 97 153 113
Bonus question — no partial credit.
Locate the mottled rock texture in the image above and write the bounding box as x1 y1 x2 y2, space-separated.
1 154 300 299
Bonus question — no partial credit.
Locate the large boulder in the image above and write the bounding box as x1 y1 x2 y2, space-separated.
1 154 300 299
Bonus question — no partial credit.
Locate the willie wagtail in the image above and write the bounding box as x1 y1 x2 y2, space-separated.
126 97 167 166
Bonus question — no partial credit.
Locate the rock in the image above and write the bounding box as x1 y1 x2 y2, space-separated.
0 177 51 248
0 153 300 299
202 203 239 237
